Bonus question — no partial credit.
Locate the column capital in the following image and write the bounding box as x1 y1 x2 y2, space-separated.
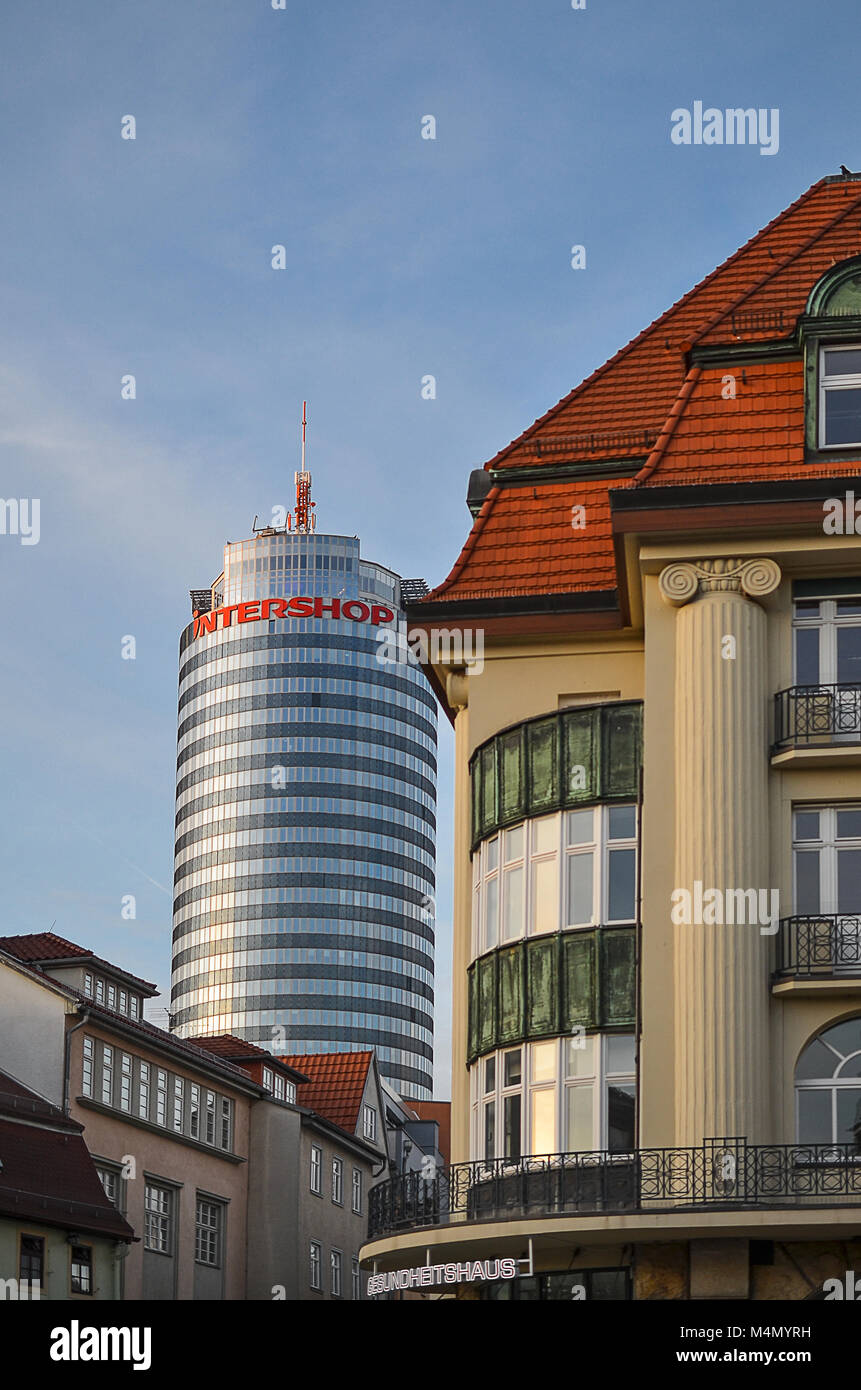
659 557 781 608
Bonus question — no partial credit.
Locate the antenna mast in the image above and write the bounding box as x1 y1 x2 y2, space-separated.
289 400 316 532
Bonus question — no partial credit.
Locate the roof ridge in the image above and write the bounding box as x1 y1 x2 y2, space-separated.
689 185 861 344
482 176 830 470
632 367 703 486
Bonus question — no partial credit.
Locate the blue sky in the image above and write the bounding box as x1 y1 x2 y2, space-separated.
0 0 853 1095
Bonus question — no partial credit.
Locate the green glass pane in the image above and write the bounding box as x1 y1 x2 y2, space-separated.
471 759 481 844
477 954 497 1054
480 744 497 835
528 718 558 813
563 708 597 804
600 928 636 1026
526 937 558 1037
499 728 525 822
498 945 524 1042
561 931 596 1030
467 965 478 1061
601 705 642 800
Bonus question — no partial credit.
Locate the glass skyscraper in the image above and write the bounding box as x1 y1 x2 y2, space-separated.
170 502 437 1098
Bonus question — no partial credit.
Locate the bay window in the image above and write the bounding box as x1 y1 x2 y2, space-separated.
472 1034 636 1160
472 805 638 957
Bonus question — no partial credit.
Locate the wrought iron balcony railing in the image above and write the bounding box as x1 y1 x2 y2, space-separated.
773 683 861 750
775 914 861 979
368 1138 861 1241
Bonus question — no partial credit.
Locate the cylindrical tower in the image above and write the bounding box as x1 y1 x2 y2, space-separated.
170 514 437 1099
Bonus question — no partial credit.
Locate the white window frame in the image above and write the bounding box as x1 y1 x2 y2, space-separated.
471 806 638 957
82 1037 94 1098
470 1035 636 1162
793 805 861 914
310 1240 322 1291
96 1165 120 1207
331 1248 342 1297
795 1018 861 1144
819 344 861 449
793 596 861 686
156 1069 167 1126
332 1156 343 1205
351 1167 362 1214
173 1077 184 1132
144 1183 172 1254
120 1053 132 1112
362 1105 376 1141
194 1197 221 1267
139 1061 150 1120
101 1045 113 1106
310 1144 323 1195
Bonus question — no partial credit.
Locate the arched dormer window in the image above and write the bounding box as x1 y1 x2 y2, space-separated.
803 257 861 454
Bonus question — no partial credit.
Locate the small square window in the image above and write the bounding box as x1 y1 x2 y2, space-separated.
503 1049 521 1087
70 1244 92 1295
795 810 821 841
567 809 594 846
607 805 636 840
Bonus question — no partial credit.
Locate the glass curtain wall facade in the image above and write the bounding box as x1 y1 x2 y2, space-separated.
171 529 436 1098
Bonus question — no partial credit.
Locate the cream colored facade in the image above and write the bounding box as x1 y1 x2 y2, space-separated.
362 525 861 1300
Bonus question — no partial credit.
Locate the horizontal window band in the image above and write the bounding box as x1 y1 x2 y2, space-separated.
467 926 636 1063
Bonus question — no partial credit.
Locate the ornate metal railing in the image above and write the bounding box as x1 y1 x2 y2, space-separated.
773 684 861 750
775 914 861 978
368 1138 861 1240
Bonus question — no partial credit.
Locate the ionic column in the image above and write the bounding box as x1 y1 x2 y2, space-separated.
659 557 780 1147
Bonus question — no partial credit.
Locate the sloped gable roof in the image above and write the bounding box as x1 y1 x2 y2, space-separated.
424 175 861 607
278 1050 374 1135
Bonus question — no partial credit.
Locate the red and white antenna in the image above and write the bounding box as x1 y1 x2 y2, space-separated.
288 400 316 532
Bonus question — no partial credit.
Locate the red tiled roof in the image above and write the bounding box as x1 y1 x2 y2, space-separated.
0 1070 134 1241
0 932 157 992
190 1034 310 1081
0 932 90 962
424 175 861 606
278 1050 374 1134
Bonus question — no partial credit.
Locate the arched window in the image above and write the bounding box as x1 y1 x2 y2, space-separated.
795 1017 861 1146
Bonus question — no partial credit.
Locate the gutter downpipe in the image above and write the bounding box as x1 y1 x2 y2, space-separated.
63 1007 90 1115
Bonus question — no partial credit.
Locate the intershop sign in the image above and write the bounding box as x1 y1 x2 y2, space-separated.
192 595 395 640
367 1257 518 1296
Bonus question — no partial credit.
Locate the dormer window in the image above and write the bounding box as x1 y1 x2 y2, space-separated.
820 346 861 448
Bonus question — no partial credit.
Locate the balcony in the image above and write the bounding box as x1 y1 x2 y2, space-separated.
772 914 861 996
367 1139 861 1244
772 684 861 766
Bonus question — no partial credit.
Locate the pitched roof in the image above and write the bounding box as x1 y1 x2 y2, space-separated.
0 950 264 1093
0 1070 134 1242
278 1051 374 1135
0 932 157 993
189 1034 310 1082
423 174 861 608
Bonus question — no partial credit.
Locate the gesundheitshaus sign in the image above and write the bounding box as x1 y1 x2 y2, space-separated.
367 1258 517 1295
